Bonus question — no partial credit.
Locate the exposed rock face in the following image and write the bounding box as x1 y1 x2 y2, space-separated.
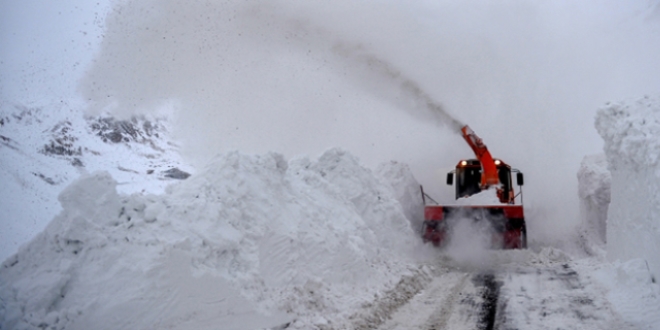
162 167 191 180
90 116 162 145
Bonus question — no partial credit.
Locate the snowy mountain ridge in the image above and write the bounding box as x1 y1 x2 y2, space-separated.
0 102 187 175
0 101 192 261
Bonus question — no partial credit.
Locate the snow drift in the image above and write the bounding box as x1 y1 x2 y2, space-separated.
577 154 611 247
0 148 425 329
595 95 660 280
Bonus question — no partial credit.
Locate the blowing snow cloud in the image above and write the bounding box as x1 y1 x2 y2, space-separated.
80 0 660 242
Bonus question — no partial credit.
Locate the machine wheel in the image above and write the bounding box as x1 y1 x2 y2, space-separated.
521 224 528 249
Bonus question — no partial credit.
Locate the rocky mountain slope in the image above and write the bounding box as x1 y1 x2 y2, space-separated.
0 100 191 261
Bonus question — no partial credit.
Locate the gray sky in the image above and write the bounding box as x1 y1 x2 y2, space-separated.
0 0 109 103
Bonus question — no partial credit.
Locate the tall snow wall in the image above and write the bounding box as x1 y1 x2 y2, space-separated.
595 95 660 279
577 154 610 247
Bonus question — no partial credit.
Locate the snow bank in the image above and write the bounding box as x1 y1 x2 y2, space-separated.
591 259 660 329
376 161 425 234
452 187 502 206
0 149 422 329
577 154 611 247
595 95 660 280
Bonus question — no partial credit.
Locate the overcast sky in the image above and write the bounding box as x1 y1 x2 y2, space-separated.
0 0 109 103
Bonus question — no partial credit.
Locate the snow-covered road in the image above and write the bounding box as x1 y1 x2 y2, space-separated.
355 252 642 330
375 269 473 330
499 263 622 330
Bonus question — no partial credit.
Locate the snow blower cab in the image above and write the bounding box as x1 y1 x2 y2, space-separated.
448 159 522 204
421 126 527 249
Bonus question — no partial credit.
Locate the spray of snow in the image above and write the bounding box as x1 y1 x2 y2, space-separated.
442 188 504 269
79 0 467 166
0 148 428 329
442 218 494 271
328 42 465 133
77 0 660 248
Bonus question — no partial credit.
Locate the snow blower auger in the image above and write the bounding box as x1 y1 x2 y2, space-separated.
421 125 527 249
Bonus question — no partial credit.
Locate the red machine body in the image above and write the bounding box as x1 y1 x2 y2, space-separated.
421 125 527 249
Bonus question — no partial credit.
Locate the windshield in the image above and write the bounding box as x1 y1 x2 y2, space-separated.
456 167 482 198
455 165 513 199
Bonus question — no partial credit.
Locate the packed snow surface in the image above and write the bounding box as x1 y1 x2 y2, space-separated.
595 94 660 280
0 148 425 330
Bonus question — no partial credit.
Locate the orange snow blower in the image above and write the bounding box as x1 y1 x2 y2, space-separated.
421 126 527 249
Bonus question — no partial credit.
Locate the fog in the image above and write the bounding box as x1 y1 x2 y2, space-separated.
79 0 660 245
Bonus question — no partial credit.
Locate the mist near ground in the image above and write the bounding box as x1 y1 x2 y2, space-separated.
80 0 660 245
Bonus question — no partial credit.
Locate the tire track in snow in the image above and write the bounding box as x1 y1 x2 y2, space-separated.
347 265 435 330
496 262 634 330
349 252 639 330
374 271 505 330
422 272 470 329
474 273 501 330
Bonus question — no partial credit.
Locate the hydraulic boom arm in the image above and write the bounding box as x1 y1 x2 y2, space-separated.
461 126 499 188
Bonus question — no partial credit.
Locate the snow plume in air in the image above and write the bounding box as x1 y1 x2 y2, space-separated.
443 216 495 271
242 5 467 133
80 0 660 247
79 0 467 169
330 42 465 133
